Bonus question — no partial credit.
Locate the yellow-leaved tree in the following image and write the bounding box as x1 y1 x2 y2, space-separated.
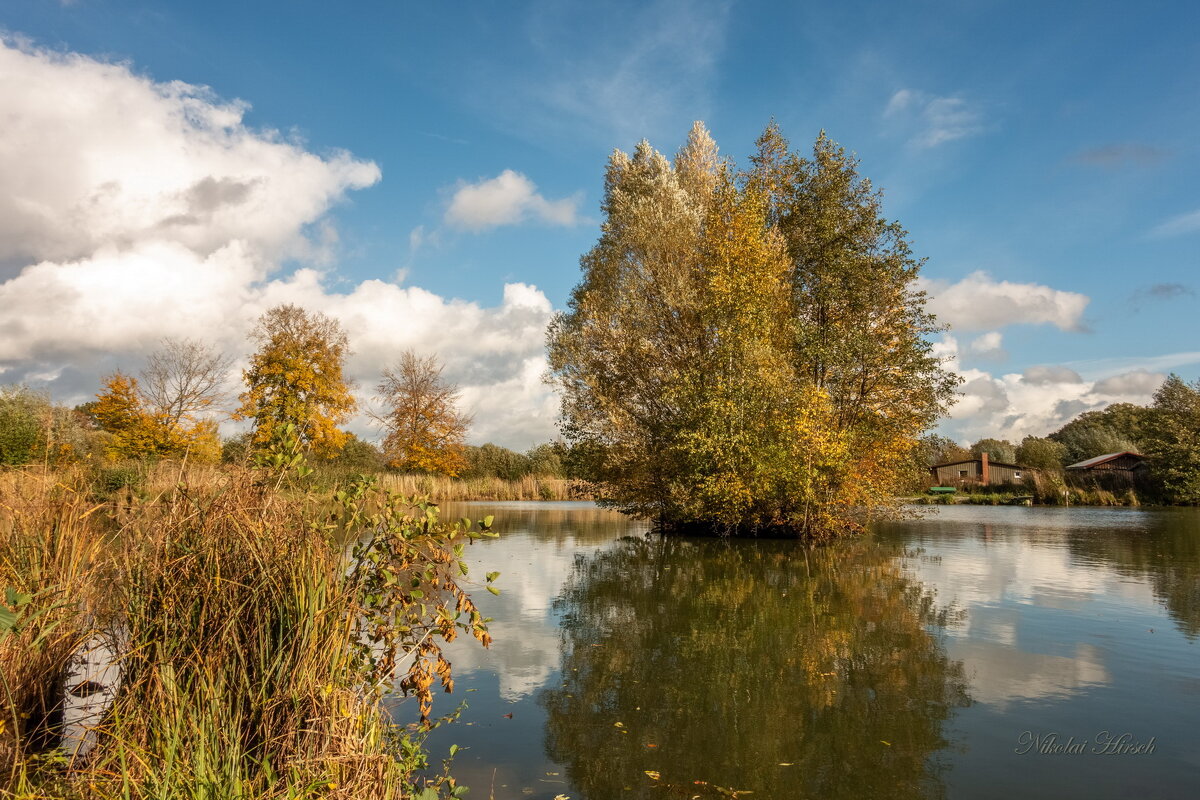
93 344 226 463
236 304 356 456
547 121 958 536
374 350 471 475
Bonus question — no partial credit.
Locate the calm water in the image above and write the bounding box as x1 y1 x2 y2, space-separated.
404 502 1200 800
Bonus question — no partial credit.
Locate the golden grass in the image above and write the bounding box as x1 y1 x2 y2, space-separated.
0 464 491 799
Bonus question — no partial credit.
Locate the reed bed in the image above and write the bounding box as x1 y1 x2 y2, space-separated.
0 465 492 799
376 473 588 502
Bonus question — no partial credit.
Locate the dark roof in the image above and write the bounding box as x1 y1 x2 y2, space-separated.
1065 451 1146 470
930 458 1028 471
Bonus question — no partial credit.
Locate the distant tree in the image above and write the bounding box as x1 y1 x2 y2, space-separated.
914 435 969 466
374 351 471 475
1 386 101 465
463 443 529 480
1141 375 1200 503
140 337 231 430
1049 416 1139 465
0 386 43 465
526 442 567 477
970 438 1017 464
93 372 177 459
321 432 386 473
1015 436 1069 470
236 304 356 456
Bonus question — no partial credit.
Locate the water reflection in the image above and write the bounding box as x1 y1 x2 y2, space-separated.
421 504 1200 799
540 535 971 799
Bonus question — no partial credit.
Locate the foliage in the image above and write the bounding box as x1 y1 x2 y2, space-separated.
0 386 101 467
547 121 957 536
970 438 1017 464
1048 403 1147 464
1015 436 1068 469
375 351 470 476
460 442 568 481
1141 374 1200 503
321 432 387 472
92 371 221 463
236 304 357 457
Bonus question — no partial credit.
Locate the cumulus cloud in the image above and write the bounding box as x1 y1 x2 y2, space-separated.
1149 209 1200 238
920 271 1089 332
884 89 983 148
933 337 1166 444
0 39 379 275
967 331 1006 359
444 170 582 231
0 38 560 449
1021 365 1083 386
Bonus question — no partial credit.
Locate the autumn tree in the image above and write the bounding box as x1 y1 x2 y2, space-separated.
93 372 177 459
1141 375 1200 503
547 122 957 535
374 350 470 475
141 338 231 430
90 338 228 462
236 305 356 456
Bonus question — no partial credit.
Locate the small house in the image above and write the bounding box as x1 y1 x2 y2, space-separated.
1065 452 1147 474
931 452 1030 487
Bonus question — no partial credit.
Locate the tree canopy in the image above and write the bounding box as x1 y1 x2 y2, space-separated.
236 304 356 456
374 350 470 475
547 122 957 536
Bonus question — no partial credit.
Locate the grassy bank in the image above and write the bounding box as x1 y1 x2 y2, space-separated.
911 486 1144 507
72 461 590 504
0 463 493 799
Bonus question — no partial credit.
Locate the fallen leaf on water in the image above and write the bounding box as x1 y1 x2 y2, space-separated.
880 740 891 746
778 762 794 766
613 721 625 728
645 771 661 780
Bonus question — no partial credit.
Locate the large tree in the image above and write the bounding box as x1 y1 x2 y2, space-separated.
547 122 957 535
140 337 231 431
1141 374 1200 503
374 350 470 475
236 305 356 455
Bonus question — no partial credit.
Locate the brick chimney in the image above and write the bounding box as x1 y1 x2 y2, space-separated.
981 452 990 485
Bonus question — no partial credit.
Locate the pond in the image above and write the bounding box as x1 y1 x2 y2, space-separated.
409 502 1199 800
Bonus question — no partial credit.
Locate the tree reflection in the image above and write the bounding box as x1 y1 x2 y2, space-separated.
541 535 971 799
1068 511 1200 638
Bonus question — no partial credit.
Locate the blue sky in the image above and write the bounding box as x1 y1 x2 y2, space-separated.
1 0 1197 446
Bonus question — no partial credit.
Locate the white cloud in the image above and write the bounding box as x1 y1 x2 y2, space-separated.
0 38 379 275
921 271 1090 332
933 337 1166 444
0 38 560 450
884 88 983 148
967 331 1005 359
1091 368 1164 397
444 170 582 231
1149 208 1200 238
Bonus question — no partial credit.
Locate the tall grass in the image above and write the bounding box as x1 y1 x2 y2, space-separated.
0 464 492 799
375 473 585 502
0 469 104 790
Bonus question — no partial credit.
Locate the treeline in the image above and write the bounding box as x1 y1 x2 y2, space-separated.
916 374 1200 504
0 304 544 482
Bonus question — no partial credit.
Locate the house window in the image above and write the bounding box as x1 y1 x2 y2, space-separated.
958 470 968 477
1014 471 1022 479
